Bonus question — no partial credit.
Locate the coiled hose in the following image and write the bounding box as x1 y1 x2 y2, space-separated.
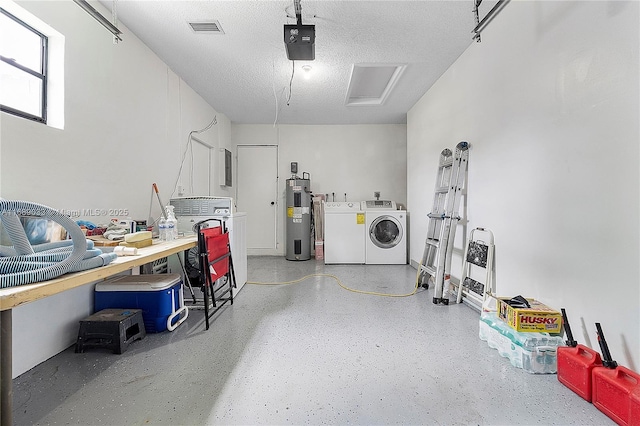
0 199 117 288
0 239 92 257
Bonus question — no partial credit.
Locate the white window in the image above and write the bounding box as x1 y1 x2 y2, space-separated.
0 7 48 123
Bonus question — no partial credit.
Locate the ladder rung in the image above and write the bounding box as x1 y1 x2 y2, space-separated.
435 187 449 193
427 213 444 219
425 238 439 247
421 264 436 275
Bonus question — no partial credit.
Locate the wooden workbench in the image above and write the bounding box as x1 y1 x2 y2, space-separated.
0 236 197 425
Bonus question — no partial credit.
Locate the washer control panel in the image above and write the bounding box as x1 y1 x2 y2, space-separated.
361 200 396 210
324 201 362 212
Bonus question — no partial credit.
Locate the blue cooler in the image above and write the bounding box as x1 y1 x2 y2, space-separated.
95 274 187 332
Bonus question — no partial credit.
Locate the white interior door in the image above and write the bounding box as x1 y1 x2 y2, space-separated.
236 145 278 250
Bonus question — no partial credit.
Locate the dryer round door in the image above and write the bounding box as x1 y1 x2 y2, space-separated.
369 215 403 249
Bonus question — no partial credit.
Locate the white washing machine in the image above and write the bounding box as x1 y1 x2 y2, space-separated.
323 201 366 264
362 200 407 265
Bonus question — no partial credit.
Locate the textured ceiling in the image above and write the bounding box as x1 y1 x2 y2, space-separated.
99 0 480 125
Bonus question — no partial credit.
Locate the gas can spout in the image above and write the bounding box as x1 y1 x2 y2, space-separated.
595 323 618 369
560 308 577 348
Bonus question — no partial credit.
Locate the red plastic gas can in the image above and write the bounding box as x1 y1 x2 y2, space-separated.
629 387 640 426
592 365 640 425
557 344 602 402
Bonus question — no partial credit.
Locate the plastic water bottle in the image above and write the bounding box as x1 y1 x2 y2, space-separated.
165 205 178 241
158 216 167 241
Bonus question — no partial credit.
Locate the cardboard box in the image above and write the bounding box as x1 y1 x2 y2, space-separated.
497 297 562 333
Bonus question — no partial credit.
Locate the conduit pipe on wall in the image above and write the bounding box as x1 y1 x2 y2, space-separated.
72 0 122 41
472 0 511 42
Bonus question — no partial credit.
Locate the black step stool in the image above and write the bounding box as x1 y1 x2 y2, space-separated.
76 308 146 354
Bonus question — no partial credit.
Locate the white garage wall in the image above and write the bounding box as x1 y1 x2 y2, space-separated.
1 0 230 377
407 1 639 368
232 124 407 255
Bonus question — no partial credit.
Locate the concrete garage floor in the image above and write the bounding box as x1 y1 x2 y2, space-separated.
13 256 612 425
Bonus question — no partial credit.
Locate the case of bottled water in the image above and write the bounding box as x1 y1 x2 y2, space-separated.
479 312 563 374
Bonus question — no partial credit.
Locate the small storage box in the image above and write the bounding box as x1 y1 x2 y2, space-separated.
95 274 183 333
480 312 563 374
497 297 562 333
314 241 324 260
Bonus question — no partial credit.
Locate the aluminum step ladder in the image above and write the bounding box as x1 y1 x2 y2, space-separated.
455 227 495 311
418 141 469 305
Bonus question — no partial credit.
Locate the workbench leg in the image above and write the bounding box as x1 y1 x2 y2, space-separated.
1 309 12 426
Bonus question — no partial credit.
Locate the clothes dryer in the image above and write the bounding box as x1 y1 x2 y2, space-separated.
362 201 407 265
323 201 366 264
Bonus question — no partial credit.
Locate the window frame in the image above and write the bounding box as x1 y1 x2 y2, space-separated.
0 7 48 124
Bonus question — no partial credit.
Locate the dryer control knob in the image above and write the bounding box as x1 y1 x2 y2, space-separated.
348 203 353 208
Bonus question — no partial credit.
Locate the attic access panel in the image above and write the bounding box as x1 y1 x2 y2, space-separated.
345 64 406 106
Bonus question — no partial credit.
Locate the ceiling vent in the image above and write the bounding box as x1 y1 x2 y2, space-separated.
345 64 406 106
188 21 224 34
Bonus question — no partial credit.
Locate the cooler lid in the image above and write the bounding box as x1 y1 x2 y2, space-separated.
96 273 182 292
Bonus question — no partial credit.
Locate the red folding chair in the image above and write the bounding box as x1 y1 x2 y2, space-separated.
195 219 236 330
